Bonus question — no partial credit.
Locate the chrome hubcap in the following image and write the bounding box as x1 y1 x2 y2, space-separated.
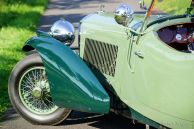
32 87 42 99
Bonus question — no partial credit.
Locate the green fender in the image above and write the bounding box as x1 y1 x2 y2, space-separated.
23 31 110 114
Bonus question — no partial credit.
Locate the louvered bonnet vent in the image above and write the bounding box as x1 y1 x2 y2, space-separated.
83 38 118 76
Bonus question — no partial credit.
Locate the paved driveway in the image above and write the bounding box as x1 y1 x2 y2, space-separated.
38 0 141 31
1 109 145 129
0 0 147 129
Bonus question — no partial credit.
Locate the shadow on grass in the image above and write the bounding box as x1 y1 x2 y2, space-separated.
1 0 47 7
0 54 21 122
0 11 42 31
0 108 19 123
0 54 19 87
0 0 47 124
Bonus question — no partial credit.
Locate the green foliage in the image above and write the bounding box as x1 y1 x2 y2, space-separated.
0 0 46 6
144 0 191 15
0 0 48 119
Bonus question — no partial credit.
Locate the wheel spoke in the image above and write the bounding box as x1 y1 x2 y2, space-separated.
21 84 33 90
19 66 58 115
24 77 34 87
27 72 34 84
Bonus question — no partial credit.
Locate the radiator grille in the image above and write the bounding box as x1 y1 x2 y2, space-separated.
83 38 118 76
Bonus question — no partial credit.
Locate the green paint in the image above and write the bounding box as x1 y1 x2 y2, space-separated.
129 107 161 128
21 5 194 128
79 12 194 129
23 32 110 114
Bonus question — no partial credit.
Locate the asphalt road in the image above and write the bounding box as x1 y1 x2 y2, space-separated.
1 109 145 129
0 0 146 129
37 0 141 31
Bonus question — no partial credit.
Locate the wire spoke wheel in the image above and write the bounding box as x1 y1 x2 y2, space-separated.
9 54 71 125
19 66 58 115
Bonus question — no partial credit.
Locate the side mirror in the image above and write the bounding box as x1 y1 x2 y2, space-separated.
139 0 147 10
114 4 134 26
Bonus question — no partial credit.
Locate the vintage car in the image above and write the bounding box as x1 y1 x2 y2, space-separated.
8 0 194 128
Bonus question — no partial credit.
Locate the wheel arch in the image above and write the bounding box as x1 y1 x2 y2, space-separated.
23 44 34 52
22 36 110 114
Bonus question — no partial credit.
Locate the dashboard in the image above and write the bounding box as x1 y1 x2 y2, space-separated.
157 23 194 53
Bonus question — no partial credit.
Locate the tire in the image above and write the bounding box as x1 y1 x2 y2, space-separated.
8 53 71 125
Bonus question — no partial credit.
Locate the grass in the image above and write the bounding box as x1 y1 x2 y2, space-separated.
0 0 48 120
145 0 191 15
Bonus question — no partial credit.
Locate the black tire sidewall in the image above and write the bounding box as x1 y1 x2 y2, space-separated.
8 53 71 125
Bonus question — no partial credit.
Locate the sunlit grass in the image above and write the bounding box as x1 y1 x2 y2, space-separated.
0 0 48 119
144 0 191 15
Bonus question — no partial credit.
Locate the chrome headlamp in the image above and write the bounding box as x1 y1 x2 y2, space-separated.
114 4 134 26
51 19 75 45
